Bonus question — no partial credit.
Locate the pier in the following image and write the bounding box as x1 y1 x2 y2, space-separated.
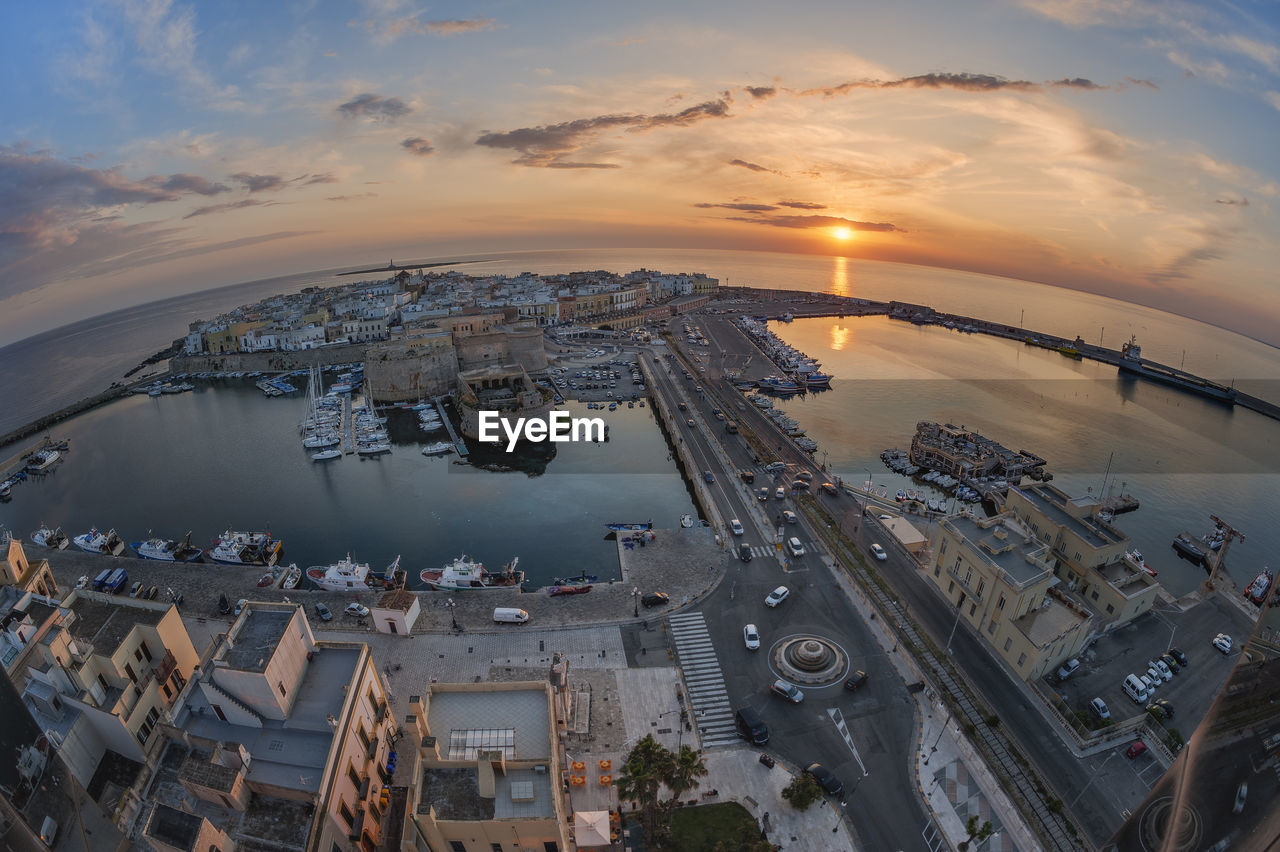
435 397 468 457
341 394 355 455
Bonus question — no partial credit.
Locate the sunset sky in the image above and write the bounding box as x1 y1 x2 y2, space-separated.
2 0 1278 346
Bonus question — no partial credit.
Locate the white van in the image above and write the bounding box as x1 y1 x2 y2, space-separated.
39 816 57 846
1122 673 1149 704
493 607 530 624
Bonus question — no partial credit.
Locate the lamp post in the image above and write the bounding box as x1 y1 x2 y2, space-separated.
633 587 639 618
447 598 459 631
945 604 963 654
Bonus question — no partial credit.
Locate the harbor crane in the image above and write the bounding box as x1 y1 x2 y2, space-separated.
1203 514 1245 593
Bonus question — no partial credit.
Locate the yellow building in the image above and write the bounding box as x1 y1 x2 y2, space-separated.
203 321 255 354
404 681 572 852
2 537 57 598
930 514 1093 681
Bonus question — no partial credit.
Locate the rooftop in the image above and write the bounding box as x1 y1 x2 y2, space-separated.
946 515 1053 588
1012 484 1123 550
376 588 417 612
146 803 203 851
222 606 294 672
1012 598 1091 648
1097 560 1159 597
425 686 551 761
65 592 165 649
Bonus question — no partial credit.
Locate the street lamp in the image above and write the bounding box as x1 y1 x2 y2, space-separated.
633 587 639 618
447 598 459 631
945 604 963 654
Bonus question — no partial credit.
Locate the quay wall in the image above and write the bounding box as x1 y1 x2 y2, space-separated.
169 343 369 375
0 386 130 454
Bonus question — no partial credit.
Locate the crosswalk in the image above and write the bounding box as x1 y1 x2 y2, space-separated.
739 540 817 559
668 612 740 748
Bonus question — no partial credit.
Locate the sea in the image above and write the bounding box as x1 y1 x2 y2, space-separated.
1 248 1277 597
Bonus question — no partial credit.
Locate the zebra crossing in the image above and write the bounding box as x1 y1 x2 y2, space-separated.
740 540 817 559
668 611 740 748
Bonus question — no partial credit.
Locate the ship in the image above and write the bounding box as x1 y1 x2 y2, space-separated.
306 554 374 590
419 555 524 591
131 532 203 562
73 527 125 556
1171 534 1206 565
26 449 60 471
30 525 69 550
1246 569 1273 605
1119 336 1238 403
206 529 282 566
605 521 653 532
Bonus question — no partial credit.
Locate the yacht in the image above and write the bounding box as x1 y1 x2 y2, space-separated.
73 527 125 556
26 449 60 471
421 442 455 456
206 529 282 566
131 532 202 562
303 432 340 449
357 441 392 455
419 555 524 591
281 564 302 589
312 448 343 461
306 554 374 591
30 525 69 550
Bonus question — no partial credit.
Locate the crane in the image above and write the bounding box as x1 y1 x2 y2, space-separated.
1202 514 1245 593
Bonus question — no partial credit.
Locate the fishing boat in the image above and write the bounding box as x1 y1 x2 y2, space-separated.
548 584 592 596
680 514 694 528
421 442 455 456
30 525 69 550
419 555 524 591
206 529 282 566
1125 549 1157 577
281 564 302 589
26 449 60 471
552 572 598 586
255 571 276 588
306 554 374 590
1246 569 1273 605
605 521 653 532
804 372 833 388
132 532 202 562
1171 534 1206 565
73 527 125 556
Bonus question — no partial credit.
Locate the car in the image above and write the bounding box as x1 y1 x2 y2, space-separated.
796 471 813 482
1233 781 1248 814
1160 653 1181 674
775 486 786 500
790 479 809 490
739 542 753 561
147 585 159 600
765 462 787 472
870 543 887 561
642 592 670 608
781 510 797 524
744 624 761 650
1168 647 1189 667
1140 673 1159 694
1151 659 1173 681
820 482 839 495
218 593 232 614
1152 698 1174 718
739 470 755 483
758 487 770 502
878 514 895 521
787 537 805 558
74 575 89 590
315 602 332 621
1089 697 1111 720
730 519 744 536
804 763 844 796
234 598 248 616
715 412 726 421
128 581 144 598
345 602 370 618
686 419 696 427
1056 658 1081 681
39 816 58 846
695 386 703 393
1146 664 1164 684
845 670 869 691
770 679 804 703
1125 741 1148 760
764 586 790 607
703 470 715 483
1212 633 1233 654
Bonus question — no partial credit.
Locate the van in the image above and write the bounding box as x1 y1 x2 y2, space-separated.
735 707 770 745
39 816 57 846
104 568 129 595
91 568 113 591
493 608 530 624
1123 673 1149 704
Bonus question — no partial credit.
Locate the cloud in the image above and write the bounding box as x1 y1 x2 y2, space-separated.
142 173 230 196
336 93 413 122
475 99 731 167
113 0 243 109
230 172 287 193
744 86 777 99
1264 91 1280 112
299 173 338 185
183 199 276 219
801 72 1107 96
426 17 496 36
722 213 901 232
1214 197 1248 206
401 137 436 157
693 202 779 211
727 158 781 174
326 193 379 202
777 200 827 210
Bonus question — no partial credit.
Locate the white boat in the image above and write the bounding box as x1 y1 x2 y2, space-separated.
205 529 282 566
357 441 392 455
281 564 302 589
31 525 69 549
419 555 524 591
26 449 60 471
306 554 374 590
131 532 201 562
312 449 343 461
74 527 125 556
421 442 455 456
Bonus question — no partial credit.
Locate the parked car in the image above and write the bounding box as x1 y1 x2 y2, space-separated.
1151 698 1174 719
870 543 887 561
128 581 144 598
739 543 753 562
845 670 869 691
1212 633 1233 654
804 763 844 796
1233 781 1248 814
1056 659 1081 681
730 519 744 536
744 624 761 650
218 593 232 614
345 602 370 618
1168 647 1189 667
764 586 790 607
642 592 670 608
74 575 89 590
770 679 804 703
315 602 332 621
1160 653 1181 674
1125 741 1148 760
146 585 159 600
1089 697 1110 720
234 598 248 616
1151 659 1173 681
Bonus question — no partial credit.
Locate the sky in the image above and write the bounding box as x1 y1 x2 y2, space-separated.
2 0 1279 347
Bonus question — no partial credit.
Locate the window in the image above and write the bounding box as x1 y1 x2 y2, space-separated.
348 763 361 788
211 704 227 721
969 603 977 617
934 564 941 577
1003 638 1013 652
450 843 466 852
357 723 371 751
997 594 1006 611
1016 653 1026 667
947 581 954 594
339 800 354 828
492 845 504 852
976 579 985 599
277 681 287 698
1106 604 1115 614
367 687 378 714
963 568 972 586
1090 590 1099 601
162 683 171 699
987 620 996 635
1074 552 1081 563
125 663 137 683
940 540 948 555
140 642 152 662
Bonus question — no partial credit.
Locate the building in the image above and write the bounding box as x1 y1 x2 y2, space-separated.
1004 484 1158 631
405 680 572 852
456 365 555 440
162 602 398 852
2 536 58 598
929 513 1093 681
144 803 235 852
371 589 420 636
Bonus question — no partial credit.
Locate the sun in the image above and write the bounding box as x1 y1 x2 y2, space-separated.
831 226 853 241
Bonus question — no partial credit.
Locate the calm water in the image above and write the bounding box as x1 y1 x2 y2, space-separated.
2 248 1278 597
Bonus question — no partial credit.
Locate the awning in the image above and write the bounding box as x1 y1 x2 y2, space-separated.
573 810 612 847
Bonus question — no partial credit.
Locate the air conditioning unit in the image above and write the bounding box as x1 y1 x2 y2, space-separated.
533 765 547 774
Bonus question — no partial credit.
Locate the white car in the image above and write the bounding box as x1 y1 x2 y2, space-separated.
787 537 805 558
345 602 370 618
870 543 887 561
730 519 744 536
74 575 89 590
1212 633 1233 654
765 586 790 607
1150 659 1173 681
781 510 797 524
744 624 761 650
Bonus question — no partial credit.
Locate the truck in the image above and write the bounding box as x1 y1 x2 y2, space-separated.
103 568 129 595
724 421 739 434
90 568 113 591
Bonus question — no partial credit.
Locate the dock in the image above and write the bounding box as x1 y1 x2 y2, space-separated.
342 394 355 455
435 397 468 457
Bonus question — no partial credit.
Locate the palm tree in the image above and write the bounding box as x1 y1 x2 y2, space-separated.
615 735 675 840
662 745 709 820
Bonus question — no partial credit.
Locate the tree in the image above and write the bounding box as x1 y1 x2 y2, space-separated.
781 772 823 811
616 735 674 841
662 744 709 819
957 814 994 850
